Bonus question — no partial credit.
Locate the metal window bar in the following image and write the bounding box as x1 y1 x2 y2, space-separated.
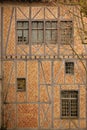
61 91 78 119
60 21 73 45
65 62 74 74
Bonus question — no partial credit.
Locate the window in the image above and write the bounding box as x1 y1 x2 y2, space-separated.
17 78 26 91
65 62 74 74
32 21 57 44
32 21 44 43
17 21 29 44
60 21 73 45
61 91 78 118
46 21 57 43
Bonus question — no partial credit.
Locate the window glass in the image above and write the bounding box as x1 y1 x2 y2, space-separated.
32 21 44 43
17 21 29 44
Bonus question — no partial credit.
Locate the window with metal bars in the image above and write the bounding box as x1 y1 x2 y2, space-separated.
32 21 57 44
17 78 26 91
61 91 78 119
17 21 29 44
60 21 73 45
65 62 74 74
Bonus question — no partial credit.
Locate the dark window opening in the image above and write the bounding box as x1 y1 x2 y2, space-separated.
17 78 26 91
65 62 74 74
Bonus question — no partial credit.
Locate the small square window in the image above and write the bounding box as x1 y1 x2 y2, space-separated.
17 78 26 91
65 62 74 74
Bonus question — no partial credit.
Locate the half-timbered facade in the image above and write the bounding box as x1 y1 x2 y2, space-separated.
0 1 87 130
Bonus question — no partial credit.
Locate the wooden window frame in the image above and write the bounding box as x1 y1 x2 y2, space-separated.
17 78 26 92
31 20 57 44
17 21 29 45
61 90 78 119
60 20 73 45
65 61 74 75
32 21 44 44
45 21 57 44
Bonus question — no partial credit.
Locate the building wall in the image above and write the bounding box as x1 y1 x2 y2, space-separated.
3 6 87 57
1 6 87 129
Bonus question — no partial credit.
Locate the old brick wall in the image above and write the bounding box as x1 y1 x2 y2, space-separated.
2 5 87 129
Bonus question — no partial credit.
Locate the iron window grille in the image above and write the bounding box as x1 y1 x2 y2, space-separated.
65 62 74 74
17 21 29 45
61 91 78 119
60 21 73 45
17 78 26 91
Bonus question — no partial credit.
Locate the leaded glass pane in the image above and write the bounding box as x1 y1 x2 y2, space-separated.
32 30 37 42
38 22 43 29
46 21 51 28
17 21 29 44
52 21 57 28
24 30 28 43
52 30 57 41
23 22 29 28
17 21 22 28
32 22 37 28
38 30 43 42
46 30 51 41
17 30 23 42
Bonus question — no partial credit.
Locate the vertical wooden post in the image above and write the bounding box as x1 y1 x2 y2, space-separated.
86 60 87 129
51 61 54 128
0 7 1 128
0 7 3 128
